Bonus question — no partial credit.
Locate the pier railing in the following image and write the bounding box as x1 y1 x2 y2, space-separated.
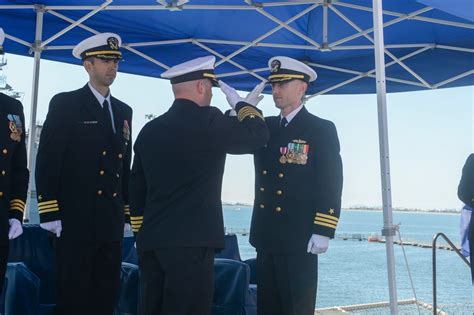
432 232 471 315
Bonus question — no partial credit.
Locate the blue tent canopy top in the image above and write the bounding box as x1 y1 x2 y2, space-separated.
1 0 473 95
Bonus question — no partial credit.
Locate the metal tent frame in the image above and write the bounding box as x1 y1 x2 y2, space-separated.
1 1 473 314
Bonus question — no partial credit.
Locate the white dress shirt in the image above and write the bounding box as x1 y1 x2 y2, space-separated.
88 82 116 133
280 103 303 127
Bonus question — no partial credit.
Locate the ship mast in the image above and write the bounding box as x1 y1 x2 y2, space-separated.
0 54 24 101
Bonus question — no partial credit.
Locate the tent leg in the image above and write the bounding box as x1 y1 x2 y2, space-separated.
372 0 398 314
25 5 45 223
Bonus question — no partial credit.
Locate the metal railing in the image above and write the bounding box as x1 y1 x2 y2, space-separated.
432 232 471 315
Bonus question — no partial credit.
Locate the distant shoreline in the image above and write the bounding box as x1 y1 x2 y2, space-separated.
222 203 460 214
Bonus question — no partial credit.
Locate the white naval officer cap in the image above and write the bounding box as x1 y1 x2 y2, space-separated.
72 32 122 60
0 28 5 55
267 56 317 84
161 55 218 87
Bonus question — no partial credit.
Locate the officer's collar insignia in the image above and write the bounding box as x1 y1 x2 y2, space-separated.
107 37 119 50
279 140 309 165
329 208 335 215
123 120 130 141
270 59 281 73
7 114 22 142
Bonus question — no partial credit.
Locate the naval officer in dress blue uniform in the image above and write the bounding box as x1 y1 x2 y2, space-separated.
35 32 132 315
458 153 474 282
0 27 29 294
129 55 269 315
222 56 343 315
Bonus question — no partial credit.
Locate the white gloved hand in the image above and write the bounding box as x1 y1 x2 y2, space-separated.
40 220 62 238
244 81 265 107
307 234 330 255
124 223 131 232
218 80 242 109
8 219 23 240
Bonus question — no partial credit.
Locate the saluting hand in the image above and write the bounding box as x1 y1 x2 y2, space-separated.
244 81 265 107
8 219 23 240
218 80 241 115
219 80 266 109
307 234 330 255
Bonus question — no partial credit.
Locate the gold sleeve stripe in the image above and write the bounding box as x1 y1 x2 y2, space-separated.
125 211 131 215
315 217 339 225
316 213 339 222
38 200 59 210
38 200 59 206
132 227 140 232
39 204 60 211
39 208 60 214
10 206 25 212
130 216 143 220
314 220 337 229
131 221 143 225
10 201 26 207
238 107 263 119
237 106 264 122
10 199 26 206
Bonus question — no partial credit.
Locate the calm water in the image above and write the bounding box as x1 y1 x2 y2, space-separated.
223 206 473 314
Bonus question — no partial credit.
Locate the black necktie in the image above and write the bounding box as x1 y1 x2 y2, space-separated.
280 117 288 129
102 99 113 131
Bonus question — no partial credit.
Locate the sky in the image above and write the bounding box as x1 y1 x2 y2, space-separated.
3 53 473 210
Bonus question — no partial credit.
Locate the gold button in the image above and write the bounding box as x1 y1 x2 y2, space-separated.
276 190 282 195
116 173 120 178
262 170 267 175
97 190 103 195
0 192 3 197
1 171 5 176
102 151 107 156
276 207 282 212
278 173 284 178
260 204 265 209
99 170 105 176
118 154 123 159
113 193 117 197
260 187 265 192
2 149 7 154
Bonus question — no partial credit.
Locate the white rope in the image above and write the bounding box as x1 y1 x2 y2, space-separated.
395 223 422 315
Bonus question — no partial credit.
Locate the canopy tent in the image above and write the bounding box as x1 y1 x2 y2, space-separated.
0 1 472 314
1 0 473 95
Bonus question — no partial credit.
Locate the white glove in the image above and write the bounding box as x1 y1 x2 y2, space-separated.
40 220 62 238
244 81 265 107
219 81 265 108
8 219 23 240
124 223 131 232
307 234 330 255
218 80 241 109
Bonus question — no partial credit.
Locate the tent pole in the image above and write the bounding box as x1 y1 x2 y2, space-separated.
25 4 45 223
372 0 398 314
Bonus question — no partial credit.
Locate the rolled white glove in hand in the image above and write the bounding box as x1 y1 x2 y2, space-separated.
124 223 131 232
8 219 23 240
244 81 265 107
307 234 330 255
40 220 62 238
